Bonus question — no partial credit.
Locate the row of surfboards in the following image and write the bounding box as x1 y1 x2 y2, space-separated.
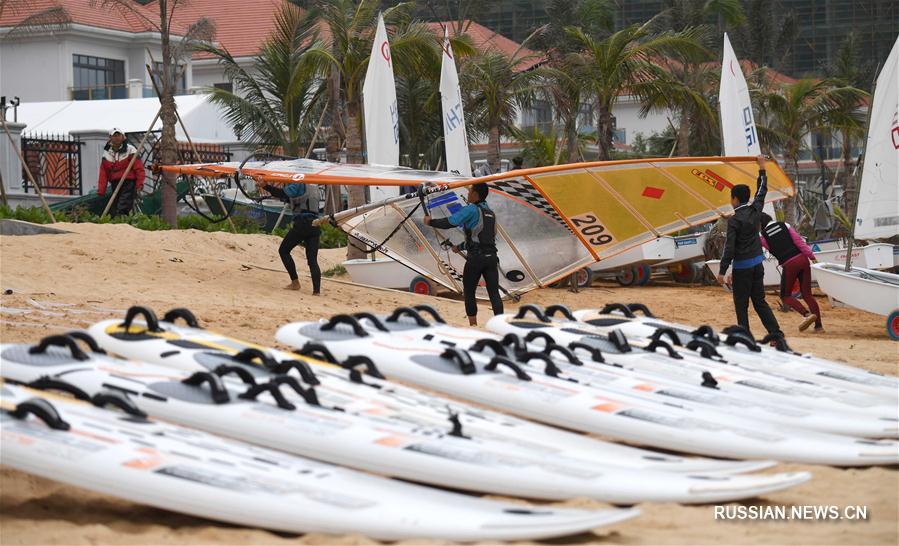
2 303 897 540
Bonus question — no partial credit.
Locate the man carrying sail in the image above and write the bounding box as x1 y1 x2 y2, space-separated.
716 155 785 342
264 181 322 295
424 183 503 326
759 213 823 332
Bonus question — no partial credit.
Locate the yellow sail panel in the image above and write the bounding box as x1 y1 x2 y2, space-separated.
528 158 792 260
525 170 638 257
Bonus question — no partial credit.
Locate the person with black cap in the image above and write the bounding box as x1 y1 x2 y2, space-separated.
716 155 784 341
424 182 503 325
98 128 145 216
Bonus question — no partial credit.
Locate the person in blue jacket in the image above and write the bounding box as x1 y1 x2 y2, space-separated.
264 182 321 295
424 183 503 325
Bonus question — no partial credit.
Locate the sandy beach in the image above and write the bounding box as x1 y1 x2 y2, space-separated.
1 222 896 545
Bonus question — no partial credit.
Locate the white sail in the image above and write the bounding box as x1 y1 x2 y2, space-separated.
439 27 472 177
855 36 899 240
363 13 399 166
362 13 400 202
719 33 774 215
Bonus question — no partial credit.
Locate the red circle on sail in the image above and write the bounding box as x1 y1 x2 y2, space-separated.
381 42 390 63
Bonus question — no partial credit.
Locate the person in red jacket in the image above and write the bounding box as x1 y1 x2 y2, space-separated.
98 128 145 216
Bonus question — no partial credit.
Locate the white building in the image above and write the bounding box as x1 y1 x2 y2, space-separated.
0 0 199 103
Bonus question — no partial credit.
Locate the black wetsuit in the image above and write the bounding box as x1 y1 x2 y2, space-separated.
265 184 321 293
430 201 504 318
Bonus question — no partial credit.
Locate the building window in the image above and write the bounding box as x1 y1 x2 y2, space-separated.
72 54 126 100
213 82 233 93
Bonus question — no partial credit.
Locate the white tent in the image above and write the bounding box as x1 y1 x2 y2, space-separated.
16 94 239 143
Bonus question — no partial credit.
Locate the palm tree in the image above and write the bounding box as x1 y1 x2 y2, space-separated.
392 19 476 170
199 4 324 157
827 33 875 220
655 56 719 156
755 77 867 223
93 0 214 226
568 21 708 160
461 46 541 172
395 73 443 168
541 58 590 162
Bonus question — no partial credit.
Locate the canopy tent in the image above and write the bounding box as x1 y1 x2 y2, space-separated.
15 94 239 143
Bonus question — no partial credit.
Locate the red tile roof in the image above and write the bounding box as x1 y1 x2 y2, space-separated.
175 0 285 60
2 2 539 70
426 20 542 70
0 0 189 35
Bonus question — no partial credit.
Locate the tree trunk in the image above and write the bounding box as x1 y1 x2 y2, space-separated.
565 114 578 163
597 101 613 161
345 103 366 260
487 124 501 173
839 128 856 223
782 155 799 225
159 95 179 227
676 109 690 157
158 0 178 227
324 134 342 216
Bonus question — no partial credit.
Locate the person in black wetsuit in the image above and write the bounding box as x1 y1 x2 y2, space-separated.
716 155 784 341
424 182 503 326
264 182 322 295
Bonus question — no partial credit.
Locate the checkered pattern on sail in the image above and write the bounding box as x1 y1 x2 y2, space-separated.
437 256 464 282
490 179 573 235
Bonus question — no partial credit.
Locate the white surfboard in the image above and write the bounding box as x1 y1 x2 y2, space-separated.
0 336 805 504
350 308 894 439
0 382 637 541
487 309 898 414
276 316 899 466
85 307 779 477
571 306 899 399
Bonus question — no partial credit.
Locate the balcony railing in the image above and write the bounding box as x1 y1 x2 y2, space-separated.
70 84 129 101
69 84 190 101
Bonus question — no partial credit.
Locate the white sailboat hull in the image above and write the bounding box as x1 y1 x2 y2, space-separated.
815 243 895 270
705 257 782 286
812 263 899 316
592 237 676 271
658 232 709 266
343 257 421 290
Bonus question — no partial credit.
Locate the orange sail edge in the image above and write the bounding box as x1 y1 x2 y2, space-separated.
162 156 794 194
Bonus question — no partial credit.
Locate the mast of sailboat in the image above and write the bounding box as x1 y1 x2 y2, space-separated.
842 61 881 273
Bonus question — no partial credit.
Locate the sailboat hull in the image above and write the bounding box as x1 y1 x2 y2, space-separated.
812 263 899 317
815 243 895 270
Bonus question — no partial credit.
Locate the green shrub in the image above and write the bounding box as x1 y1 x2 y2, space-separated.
322 264 347 277
320 222 347 249
2 203 351 245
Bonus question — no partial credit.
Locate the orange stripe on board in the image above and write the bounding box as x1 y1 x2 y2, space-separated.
592 402 623 413
375 435 412 448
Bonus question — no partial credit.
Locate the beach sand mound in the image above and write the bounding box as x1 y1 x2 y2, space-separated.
1 223 896 545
